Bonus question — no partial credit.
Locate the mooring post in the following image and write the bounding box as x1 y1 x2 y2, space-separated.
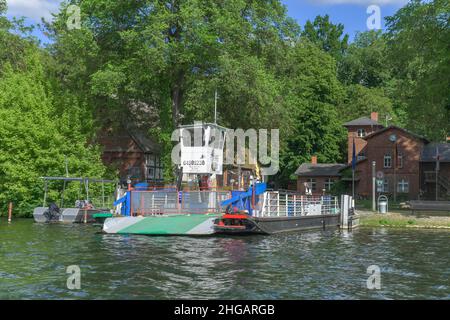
8 202 13 223
340 195 349 230
84 209 87 224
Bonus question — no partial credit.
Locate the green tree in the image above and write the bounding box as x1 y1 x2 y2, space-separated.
338 30 390 88
302 14 349 59
0 0 8 28
0 27 110 216
385 0 450 141
47 0 300 181
48 0 298 128
340 85 397 125
276 41 346 185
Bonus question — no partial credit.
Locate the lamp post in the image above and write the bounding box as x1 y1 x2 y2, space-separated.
389 134 397 202
372 161 376 211
394 142 397 203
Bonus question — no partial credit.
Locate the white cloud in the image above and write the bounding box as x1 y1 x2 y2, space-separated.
6 0 62 21
311 0 408 5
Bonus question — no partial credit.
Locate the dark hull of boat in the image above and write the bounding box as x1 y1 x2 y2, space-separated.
214 214 340 235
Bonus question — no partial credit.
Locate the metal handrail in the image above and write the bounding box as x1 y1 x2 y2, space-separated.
258 191 339 218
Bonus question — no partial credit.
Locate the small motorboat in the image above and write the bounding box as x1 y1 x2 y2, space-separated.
33 176 117 223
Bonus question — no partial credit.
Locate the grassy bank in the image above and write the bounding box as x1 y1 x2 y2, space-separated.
359 212 450 229
356 199 409 211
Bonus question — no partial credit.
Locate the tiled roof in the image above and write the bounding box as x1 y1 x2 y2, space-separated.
129 130 161 153
295 163 346 177
363 126 429 142
343 117 382 127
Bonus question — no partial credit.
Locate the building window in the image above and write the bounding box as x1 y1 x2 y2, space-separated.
324 178 334 191
384 154 392 168
357 152 366 161
378 178 389 193
357 128 366 137
397 179 409 193
378 179 390 193
145 154 163 181
397 153 403 168
147 167 155 179
307 178 317 192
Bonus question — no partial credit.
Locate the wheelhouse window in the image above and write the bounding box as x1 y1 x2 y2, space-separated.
384 154 392 168
181 128 206 147
324 178 334 191
357 128 366 137
397 179 409 193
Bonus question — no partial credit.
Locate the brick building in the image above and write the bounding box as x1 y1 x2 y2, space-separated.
97 126 163 184
295 113 450 200
296 156 345 194
97 125 257 189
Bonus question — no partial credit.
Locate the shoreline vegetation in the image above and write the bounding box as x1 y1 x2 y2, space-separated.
358 211 450 229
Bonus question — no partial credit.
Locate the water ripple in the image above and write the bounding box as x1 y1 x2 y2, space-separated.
0 219 449 299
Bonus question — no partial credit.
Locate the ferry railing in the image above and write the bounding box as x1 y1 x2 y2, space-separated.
129 189 232 216
130 190 179 216
257 191 340 218
180 190 231 214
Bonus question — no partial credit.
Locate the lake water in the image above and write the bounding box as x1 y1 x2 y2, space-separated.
0 219 449 299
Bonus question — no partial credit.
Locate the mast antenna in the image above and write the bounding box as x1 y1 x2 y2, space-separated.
214 90 218 124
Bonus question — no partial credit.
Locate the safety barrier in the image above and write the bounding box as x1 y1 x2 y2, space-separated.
130 190 232 216
257 191 340 218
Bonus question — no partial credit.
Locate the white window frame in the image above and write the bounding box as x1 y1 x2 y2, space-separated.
357 128 366 138
397 153 403 168
145 153 163 181
397 179 409 193
384 154 392 168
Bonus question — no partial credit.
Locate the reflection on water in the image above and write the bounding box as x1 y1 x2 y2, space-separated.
0 219 449 299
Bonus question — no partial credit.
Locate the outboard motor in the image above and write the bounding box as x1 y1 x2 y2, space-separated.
43 202 61 222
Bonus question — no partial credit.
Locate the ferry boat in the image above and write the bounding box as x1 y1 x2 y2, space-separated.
102 186 229 235
102 181 349 235
103 122 230 236
101 122 356 236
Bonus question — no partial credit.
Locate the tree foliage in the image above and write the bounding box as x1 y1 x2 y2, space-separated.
0 19 110 216
302 14 349 59
385 0 450 141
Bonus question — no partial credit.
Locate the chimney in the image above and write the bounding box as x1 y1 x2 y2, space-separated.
311 155 318 165
370 112 378 122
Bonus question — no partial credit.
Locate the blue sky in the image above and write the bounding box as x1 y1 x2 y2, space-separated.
282 0 408 38
5 0 409 43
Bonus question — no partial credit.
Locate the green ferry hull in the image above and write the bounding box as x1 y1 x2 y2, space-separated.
102 214 219 235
